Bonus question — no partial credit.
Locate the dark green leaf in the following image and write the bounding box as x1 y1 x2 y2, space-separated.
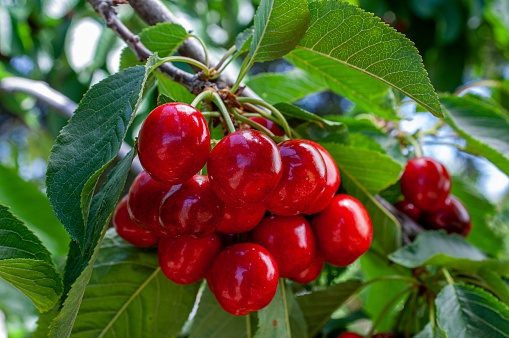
414 322 446 338
157 93 176 105
478 268 509 305
274 102 344 130
156 72 196 104
235 27 254 53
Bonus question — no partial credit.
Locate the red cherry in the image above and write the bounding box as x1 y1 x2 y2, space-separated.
208 129 283 206
312 194 372 267
249 117 285 136
207 243 279 316
138 102 210 185
158 233 221 284
291 251 325 284
159 175 224 239
336 333 364 338
372 334 394 338
301 141 341 215
400 157 451 211
264 140 327 216
421 195 472 237
113 196 159 247
216 203 266 234
128 171 172 237
252 215 316 278
394 200 421 222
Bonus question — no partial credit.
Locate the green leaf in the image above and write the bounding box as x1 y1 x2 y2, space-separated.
46 57 153 246
0 205 62 312
441 94 509 176
235 27 254 53
274 103 344 131
245 69 327 104
156 72 196 104
287 0 441 118
435 283 509 338
71 229 200 337
296 280 362 336
249 0 310 63
414 322 446 338
478 268 509 305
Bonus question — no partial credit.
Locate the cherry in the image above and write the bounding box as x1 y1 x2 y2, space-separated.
113 196 159 247
400 157 451 211
291 251 325 284
264 140 327 216
138 102 210 185
159 175 224 239
249 117 285 136
128 171 172 237
207 243 279 316
312 194 372 267
216 203 266 234
394 200 421 222
301 140 341 215
207 129 283 206
336 333 364 338
421 195 472 237
372 334 394 338
251 215 316 278
158 233 221 284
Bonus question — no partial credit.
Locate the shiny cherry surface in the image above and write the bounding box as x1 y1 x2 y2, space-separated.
400 157 451 211
291 251 324 284
128 171 172 237
336 333 364 338
158 233 221 284
207 243 279 316
422 195 472 237
113 196 159 247
249 117 285 136
312 194 372 267
216 203 266 234
301 141 340 215
159 175 224 239
394 200 421 222
208 129 283 206
138 102 210 185
252 215 316 278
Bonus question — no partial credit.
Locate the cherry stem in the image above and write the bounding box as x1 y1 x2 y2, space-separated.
211 49 245 80
231 55 251 93
401 133 423 157
189 34 210 69
453 79 500 96
151 56 211 77
246 313 252 338
441 267 454 285
280 278 292 338
243 103 282 126
190 90 214 108
210 91 236 134
229 107 275 137
212 45 236 72
236 97 292 138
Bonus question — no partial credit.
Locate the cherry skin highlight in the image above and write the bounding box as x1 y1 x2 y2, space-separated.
291 251 325 284
128 171 172 237
312 194 373 267
159 175 224 239
249 117 285 136
252 215 316 278
138 102 210 185
158 233 221 284
113 196 159 247
301 140 341 215
421 195 472 237
400 157 451 211
207 243 279 316
207 129 283 206
216 203 266 234
264 139 327 216
394 200 421 222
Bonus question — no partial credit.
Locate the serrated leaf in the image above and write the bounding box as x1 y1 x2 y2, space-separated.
478 267 509 305
249 0 310 63
156 72 196 104
235 27 254 53
287 0 441 118
157 93 175 105
441 94 509 176
274 103 344 131
435 283 509 338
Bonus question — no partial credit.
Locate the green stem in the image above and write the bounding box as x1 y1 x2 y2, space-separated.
441 267 454 285
211 49 245 80
190 34 210 68
454 80 501 96
246 313 252 338
190 90 213 108
212 45 236 71
428 294 436 329
230 107 275 137
236 97 292 138
151 56 210 76
243 103 281 124
210 92 236 134
401 133 423 157
231 56 251 93
280 278 292 338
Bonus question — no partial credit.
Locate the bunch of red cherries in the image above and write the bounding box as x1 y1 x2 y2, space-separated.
395 157 471 237
113 102 373 316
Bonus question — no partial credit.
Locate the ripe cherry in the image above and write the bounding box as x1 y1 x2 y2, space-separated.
336 333 364 338
421 195 472 237
291 251 325 284
252 215 316 278
301 140 340 215
207 129 283 206
207 243 279 316
159 175 224 239
400 157 451 211
249 117 285 136
138 102 210 185
264 140 327 216
312 194 372 267
113 195 159 247
158 233 221 284
394 200 421 222
128 171 172 237
216 203 266 234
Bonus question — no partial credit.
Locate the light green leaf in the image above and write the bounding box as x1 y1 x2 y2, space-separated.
414 322 446 338
274 103 344 132
249 0 310 63
478 268 509 305
235 27 254 53
156 72 196 104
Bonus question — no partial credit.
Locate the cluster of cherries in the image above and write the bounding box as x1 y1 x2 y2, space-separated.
113 102 373 316
395 157 472 237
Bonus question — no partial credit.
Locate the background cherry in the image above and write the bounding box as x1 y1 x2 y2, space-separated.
138 102 210 185
159 175 224 239
264 139 327 216
291 251 325 284
336 333 364 338
216 203 266 234
158 233 221 284
249 117 285 136
400 157 451 211
421 195 472 237
251 215 316 278
207 243 279 316
394 200 421 222
312 194 373 267
113 195 159 247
